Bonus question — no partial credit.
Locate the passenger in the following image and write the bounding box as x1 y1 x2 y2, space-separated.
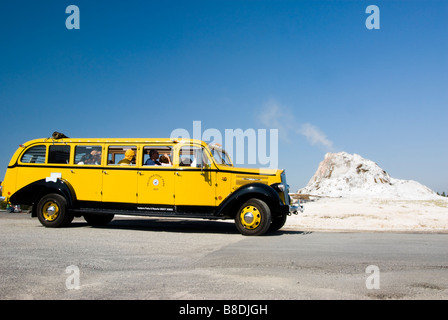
159 154 172 166
85 150 101 165
77 155 87 165
145 150 161 165
118 149 135 165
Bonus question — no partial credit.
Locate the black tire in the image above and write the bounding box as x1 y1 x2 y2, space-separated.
83 213 114 226
235 198 272 236
269 214 287 232
36 193 73 228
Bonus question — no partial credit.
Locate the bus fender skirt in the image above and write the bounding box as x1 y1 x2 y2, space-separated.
9 178 77 211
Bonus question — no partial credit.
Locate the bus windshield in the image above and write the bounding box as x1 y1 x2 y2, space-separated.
208 143 233 166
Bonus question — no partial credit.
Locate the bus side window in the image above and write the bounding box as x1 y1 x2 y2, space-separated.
179 146 209 167
48 145 71 164
107 146 137 165
143 146 173 166
20 145 46 164
75 146 102 165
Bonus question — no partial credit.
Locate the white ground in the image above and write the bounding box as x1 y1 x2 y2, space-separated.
285 197 448 233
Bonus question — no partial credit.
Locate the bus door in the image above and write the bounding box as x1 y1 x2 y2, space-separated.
174 145 216 210
69 145 103 202
137 146 175 209
101 146 138 204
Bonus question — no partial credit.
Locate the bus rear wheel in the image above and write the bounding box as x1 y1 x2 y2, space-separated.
36 193 73 228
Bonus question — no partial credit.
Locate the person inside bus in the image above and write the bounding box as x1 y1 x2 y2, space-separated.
118 149 135 165
85 150 101 165
159 154 172 166
145 149 161 165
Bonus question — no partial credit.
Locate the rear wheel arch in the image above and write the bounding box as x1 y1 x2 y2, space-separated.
9 179 77 217
31 187 73 217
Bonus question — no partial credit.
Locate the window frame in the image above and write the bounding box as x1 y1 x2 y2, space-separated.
74 145 103 165
142 145 173 166
19 145 47 164
106 145 138 166
178 145 211 168
47 145 71 165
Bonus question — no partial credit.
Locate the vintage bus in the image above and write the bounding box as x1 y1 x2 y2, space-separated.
0 135 301 235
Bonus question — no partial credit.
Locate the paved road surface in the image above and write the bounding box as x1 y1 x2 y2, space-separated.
0 212 447 300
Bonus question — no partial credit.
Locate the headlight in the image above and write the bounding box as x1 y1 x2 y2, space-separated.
271 183 285 192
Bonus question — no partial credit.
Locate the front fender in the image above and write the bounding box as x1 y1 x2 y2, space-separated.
215 183 283 218
9 178 77 209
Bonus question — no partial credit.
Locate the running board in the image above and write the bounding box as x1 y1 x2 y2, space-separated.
70 208 226 220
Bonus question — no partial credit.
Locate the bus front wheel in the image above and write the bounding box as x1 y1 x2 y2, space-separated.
235 198 272 236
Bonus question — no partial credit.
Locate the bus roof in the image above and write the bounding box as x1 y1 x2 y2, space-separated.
22 137 207 146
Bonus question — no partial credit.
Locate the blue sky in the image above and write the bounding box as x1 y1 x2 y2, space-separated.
1 0 447 192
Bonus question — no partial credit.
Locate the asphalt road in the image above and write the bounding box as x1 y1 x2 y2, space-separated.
0 211 447 300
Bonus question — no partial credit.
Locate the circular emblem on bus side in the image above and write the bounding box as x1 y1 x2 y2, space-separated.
153 179 159 186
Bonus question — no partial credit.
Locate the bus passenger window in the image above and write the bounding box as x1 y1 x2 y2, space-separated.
48 145 71 164
179 146 209 168
21 145 46 164
75 146 102 165
107 146 137 165
143 146 172 166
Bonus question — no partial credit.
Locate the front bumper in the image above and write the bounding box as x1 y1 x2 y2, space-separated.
289 202 303 215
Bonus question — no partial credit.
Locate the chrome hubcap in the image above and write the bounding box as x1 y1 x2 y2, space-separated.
239 205 261 230
46 205 56 216
42 201 60 221
244 212 254 224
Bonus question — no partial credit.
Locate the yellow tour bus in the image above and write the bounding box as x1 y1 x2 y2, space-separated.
0 133 301 235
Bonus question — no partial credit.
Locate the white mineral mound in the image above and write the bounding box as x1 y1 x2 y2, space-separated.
298 152 441 200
